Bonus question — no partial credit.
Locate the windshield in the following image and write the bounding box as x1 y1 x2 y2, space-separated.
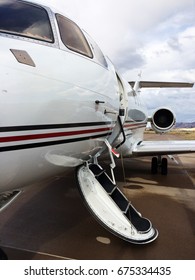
0 1 54 43
56 14 93 58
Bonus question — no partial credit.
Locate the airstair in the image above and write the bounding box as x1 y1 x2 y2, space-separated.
76 140 158 244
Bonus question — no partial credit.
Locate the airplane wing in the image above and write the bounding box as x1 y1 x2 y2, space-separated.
132 140 195 156
129 81 194 88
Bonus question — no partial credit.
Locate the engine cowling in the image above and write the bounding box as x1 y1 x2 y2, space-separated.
150 108 176 133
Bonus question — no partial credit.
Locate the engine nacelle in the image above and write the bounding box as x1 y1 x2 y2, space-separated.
150 108 176 133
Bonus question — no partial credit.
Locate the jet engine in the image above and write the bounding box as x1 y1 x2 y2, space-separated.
150 108 176 133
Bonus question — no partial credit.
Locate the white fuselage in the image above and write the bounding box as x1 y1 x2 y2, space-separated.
0 0 147 192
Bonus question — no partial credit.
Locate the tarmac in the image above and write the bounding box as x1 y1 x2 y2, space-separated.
0 133 195 260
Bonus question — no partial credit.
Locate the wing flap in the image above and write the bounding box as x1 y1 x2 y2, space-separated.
132 140 195 156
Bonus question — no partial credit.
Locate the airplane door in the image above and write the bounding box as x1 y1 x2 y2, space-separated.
116 72 128 122
106 73 128 146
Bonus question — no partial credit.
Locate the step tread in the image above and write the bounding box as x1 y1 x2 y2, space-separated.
126 205 151 233
89 164 104 176
89 164 116 194
111 188 129 213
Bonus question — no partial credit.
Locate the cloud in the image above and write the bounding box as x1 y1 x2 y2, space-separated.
113 47 146 72
167 37 182 51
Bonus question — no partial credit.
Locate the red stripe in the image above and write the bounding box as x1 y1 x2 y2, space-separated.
0 127 112 143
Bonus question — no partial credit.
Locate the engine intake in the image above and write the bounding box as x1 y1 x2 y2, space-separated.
150 108 176 133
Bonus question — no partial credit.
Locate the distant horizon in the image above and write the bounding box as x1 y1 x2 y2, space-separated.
175 121 195 128
176 121 195 123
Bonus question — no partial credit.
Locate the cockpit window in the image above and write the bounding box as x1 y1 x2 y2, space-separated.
0 1 54 43
56 14 93 58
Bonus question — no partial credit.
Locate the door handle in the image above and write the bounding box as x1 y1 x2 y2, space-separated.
95 100 105 104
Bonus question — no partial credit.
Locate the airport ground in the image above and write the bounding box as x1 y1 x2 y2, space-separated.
0 130 195 260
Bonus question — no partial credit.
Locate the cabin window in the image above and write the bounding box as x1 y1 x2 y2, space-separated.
56 14 93 58
0 1 54 43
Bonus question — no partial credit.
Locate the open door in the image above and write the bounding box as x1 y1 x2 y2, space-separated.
76 163 158 244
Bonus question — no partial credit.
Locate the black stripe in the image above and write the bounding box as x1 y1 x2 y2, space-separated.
0 122 114 133
0 133 111 153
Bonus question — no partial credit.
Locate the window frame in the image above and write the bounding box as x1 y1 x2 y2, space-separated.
84 32 108 68
56 14 93 59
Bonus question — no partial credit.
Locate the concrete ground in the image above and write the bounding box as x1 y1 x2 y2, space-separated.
0 133 195 260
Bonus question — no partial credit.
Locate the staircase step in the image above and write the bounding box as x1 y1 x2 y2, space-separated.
111 188 129 213
125 205 151 233
89 164 104 176
97 173 116 194
89 164 116 194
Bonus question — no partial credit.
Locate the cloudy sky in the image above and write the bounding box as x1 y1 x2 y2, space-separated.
32 0 195 122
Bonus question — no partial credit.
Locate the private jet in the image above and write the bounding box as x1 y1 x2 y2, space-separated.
0 0 194 244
